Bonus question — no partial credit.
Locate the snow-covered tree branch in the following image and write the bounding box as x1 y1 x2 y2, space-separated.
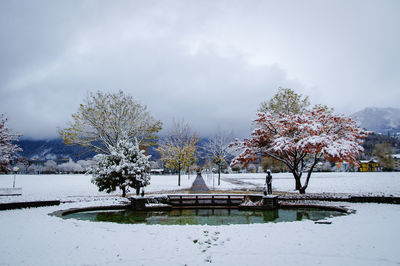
0 114 22 173
91 136 151 197
203 128 234 185
231 106 368 194
59 90 162 154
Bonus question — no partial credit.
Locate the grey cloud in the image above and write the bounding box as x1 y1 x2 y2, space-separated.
2 34 300 138
1 0 399 139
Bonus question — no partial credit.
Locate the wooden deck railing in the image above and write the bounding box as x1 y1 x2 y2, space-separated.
167 194 262 207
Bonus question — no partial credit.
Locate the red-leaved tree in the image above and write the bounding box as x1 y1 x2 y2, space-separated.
0 114 22 173
231 107 368 193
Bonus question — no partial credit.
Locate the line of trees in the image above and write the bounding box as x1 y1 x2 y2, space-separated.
1 88 372 196
22 159 95 174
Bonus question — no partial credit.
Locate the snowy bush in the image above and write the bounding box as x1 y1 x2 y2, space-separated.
43 160 57 174
77 159 96 172
57 159 84 174
91 137 151 197
27 164 41 174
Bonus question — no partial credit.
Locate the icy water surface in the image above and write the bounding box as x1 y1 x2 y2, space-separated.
63 208 346 225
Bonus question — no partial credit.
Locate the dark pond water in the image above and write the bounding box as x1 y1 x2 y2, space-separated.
63 208 346 225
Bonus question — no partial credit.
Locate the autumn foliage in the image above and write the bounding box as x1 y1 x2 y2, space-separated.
231 107 368 193
60 90 162 154
157 120 198 186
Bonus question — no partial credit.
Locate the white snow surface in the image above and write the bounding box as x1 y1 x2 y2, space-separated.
218 172 400 196
1 172 400 265
2 172 399 203
0 174 194 203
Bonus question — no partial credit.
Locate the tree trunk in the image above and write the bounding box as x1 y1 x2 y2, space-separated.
299 161 318 194
121 186 126 197
178 165 181 186
292 169 302 191
294 175 302 191
218 164 221 186
135 180 141 195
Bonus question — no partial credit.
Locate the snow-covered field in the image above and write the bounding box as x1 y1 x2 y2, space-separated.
0 174 195 203
219 172 400 196
1 172 400 265
1 172 400 203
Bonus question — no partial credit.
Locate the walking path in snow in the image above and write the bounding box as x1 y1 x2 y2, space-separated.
190 174 209 192
220 175 261 189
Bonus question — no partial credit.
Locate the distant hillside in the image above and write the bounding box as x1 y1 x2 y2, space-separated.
16 137 212 163
352 107 400 135
17 138 96 161
361 132 400 156
17 138 188 162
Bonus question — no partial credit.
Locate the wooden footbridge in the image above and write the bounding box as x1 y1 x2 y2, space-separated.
167 194 263 208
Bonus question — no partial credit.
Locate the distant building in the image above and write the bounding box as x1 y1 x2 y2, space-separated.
335 161 348 172
27 159 46 167
359 159 381 172
27 158 69 167
150 169 164 175
392 154 400 171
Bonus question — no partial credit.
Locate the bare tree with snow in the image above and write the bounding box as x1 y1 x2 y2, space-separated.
204 128 234 185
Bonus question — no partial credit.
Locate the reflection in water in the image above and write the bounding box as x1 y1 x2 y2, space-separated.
296 210 311 221
64 208 345 225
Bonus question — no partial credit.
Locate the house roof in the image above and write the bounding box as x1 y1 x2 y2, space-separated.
360 159 379 163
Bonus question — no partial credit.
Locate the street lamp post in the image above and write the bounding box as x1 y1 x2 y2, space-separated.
12 166 19 188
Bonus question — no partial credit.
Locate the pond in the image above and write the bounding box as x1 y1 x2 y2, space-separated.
63 208 346 225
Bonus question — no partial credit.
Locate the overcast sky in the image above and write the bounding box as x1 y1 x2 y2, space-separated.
1 0 399 139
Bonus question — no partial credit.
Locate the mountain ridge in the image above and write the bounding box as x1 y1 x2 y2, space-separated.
15 107 399 161
351 107 400 135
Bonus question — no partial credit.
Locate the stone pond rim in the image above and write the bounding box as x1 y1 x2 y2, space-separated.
49 194 354 218
2 194 399 212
